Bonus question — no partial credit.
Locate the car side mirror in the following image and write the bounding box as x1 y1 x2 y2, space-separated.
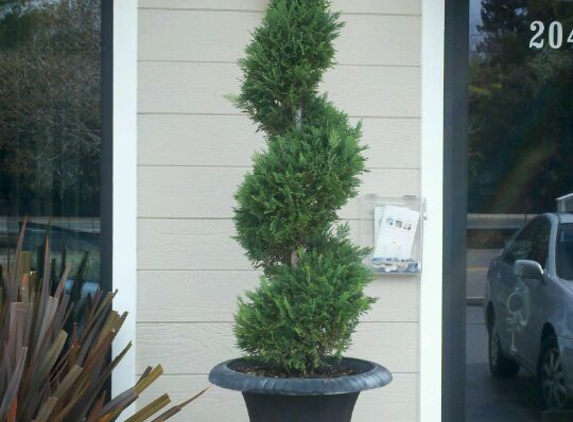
514 259 544 281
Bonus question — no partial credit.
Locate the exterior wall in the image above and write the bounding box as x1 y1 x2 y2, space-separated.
136 1 422 421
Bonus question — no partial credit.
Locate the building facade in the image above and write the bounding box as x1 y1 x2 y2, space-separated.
136 1 424 421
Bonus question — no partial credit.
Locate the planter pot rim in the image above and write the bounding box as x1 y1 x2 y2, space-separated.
209 357 392 396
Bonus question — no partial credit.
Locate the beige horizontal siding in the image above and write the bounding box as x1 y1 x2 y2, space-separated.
137 1 422 421
139 10 421 66
138 115 420 168
138 373 418 422
138 0 421 16
138 217 414 271
139 219 250 271
139 62 421 117
136 322 419 374
138 271 419 323
138 167 420 219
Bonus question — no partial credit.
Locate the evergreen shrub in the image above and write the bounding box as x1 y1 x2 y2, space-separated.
233 0 375 377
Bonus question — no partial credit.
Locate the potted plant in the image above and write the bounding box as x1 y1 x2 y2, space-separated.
209 1 392 421
0 222 206 422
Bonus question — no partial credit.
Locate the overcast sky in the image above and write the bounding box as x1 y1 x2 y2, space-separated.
470 0 483 35
470 0 484 51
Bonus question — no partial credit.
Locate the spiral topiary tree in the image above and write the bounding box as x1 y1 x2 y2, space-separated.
233 0 374 377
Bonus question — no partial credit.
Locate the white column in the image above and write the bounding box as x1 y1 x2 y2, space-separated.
420 0 445 421
112 0 138 412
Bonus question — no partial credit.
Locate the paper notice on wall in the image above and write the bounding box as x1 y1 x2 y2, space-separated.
373 205 420 260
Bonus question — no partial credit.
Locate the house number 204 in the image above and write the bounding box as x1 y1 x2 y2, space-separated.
530 21 573 49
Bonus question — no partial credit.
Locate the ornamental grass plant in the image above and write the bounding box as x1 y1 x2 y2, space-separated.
233 0 375 377
0 222 206 422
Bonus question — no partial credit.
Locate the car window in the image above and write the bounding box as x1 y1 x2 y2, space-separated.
557 223 573 281
528 218 551 269
503 220 538 265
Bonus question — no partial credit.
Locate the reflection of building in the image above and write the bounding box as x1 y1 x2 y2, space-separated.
557 193 573 212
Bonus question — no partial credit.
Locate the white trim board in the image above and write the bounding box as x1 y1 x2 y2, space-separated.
112 0 138 411
420 0 445 421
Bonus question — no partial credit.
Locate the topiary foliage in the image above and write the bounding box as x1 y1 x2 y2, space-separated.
233 0 375 376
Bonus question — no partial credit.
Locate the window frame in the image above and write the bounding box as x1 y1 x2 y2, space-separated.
101 0 113 295
108 0 138 403
441 0 469 421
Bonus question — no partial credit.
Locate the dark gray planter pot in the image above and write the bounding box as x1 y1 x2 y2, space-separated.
209 357 392 422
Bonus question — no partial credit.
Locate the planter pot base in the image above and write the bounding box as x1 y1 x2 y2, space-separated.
209 358 392 422
243 391 359 422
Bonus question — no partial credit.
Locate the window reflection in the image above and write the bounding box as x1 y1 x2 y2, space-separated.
469 0 573 216
467 1 573 421
557 224 573 281
0 1 102 286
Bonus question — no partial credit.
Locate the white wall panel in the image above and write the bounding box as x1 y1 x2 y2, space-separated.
323 66 421 118
138 114 263 167
138 216 424 271
138 0 421 16
138 114 420 169
138 167 420 219
138 271 419 323
138 219 250 271
136 1 423 420
138 62 239 115
139 10 421 66
139 62 420 117
138 10 260 63
136 322 419 374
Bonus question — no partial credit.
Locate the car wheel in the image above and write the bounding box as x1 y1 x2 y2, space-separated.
489 324 520 378
539 335 571 410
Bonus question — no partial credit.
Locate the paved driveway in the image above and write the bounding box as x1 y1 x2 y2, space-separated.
466 249 542 422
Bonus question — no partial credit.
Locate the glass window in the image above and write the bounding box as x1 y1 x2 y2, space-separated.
466 0 573 420
556 223 573 280
528 218 550 268
503 220 537 265
0 1 103 289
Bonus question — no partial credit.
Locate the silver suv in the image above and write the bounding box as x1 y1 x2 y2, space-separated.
484 213 573 410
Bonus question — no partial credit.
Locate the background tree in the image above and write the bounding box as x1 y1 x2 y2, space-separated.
0 0 102 218
469 0 573 214
232 0 374 376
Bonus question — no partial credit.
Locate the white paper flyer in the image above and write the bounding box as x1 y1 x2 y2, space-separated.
373 205 420 261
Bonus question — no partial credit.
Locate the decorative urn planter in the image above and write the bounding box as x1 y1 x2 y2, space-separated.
209 358 392 422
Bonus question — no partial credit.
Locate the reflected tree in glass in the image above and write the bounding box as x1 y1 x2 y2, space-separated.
0 0 102 284
469 0 573 214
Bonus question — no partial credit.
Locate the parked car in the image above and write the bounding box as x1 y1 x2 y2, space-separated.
484 213 573 410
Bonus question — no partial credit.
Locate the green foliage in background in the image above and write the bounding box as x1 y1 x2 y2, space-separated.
232 0 374 376
0 0 102 217
469 0 573 214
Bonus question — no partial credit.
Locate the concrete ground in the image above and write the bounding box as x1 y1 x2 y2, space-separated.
466 249 542 422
